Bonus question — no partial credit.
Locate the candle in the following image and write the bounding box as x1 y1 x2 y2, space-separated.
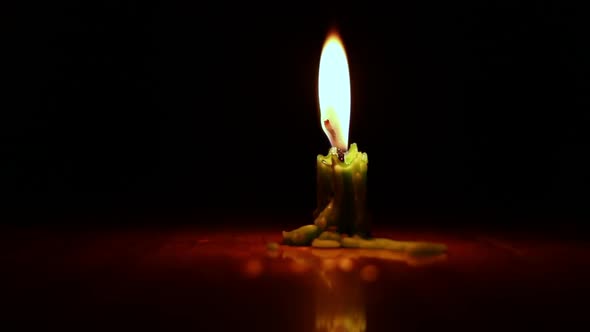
280 29 446 256
313 30 370 237
314 143 369 236
283 30 369 245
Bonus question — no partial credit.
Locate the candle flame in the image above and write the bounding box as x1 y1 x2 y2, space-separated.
318 30 351 151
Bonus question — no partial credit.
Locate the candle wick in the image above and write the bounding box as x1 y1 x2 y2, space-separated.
323 119 337 142
323 119 347 157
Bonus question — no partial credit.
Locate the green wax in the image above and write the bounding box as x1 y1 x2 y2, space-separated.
313 143 369 236
313 155 334 219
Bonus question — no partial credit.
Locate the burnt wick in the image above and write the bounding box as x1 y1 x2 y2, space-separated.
324 119 346 161
336 148 345 162
323 119 338 144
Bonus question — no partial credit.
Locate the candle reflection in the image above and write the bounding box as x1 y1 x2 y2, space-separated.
314 266 366 332
277 246 447 331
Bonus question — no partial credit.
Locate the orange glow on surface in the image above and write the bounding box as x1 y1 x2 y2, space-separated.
243 258 263 278
360 264 379 282
338 257 354 272
318 30 351 151
290 259 311 273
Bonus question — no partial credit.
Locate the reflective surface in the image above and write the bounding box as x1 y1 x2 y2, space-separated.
1 224 588 330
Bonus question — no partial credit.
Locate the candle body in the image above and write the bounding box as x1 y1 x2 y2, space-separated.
313 143 369 236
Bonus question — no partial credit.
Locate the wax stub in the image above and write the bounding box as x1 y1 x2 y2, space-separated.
282 225 320 246
406 242 448 257
312 239 341 248
339 236 445 255
374 238 407 251
318 231 342 241
340 237 361 248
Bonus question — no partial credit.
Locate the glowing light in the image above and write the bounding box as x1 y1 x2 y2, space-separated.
318 30 351 151
338 257 354 272
243 259 263 278
322 258 337 270
290 258 311 273
315 313 367 332
360 264 379 282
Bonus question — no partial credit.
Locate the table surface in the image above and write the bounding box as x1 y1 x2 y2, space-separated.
1 223 588 331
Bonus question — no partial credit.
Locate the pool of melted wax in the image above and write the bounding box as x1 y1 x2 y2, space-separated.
1 226 589 330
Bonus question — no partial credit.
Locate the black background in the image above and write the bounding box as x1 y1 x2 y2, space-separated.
3 2 589 227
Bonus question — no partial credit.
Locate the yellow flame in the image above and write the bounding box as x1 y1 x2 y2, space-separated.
318 30 351 151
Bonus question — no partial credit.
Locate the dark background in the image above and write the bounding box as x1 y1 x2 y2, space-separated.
3 2 588 227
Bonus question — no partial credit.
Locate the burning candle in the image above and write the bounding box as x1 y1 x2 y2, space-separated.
283 30 369 245
313 30 369 237
280 29 446 256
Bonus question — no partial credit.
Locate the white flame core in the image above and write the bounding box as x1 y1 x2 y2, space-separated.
318 32 351 151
